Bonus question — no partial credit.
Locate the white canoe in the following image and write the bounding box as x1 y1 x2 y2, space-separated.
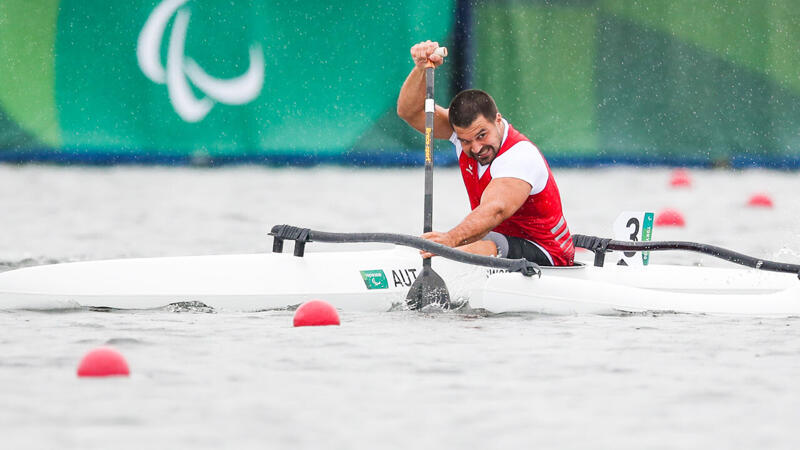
1 247 799 315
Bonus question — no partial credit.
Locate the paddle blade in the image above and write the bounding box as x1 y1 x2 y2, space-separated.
405 265 450 310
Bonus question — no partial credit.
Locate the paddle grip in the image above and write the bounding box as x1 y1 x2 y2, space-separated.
424 47 448 69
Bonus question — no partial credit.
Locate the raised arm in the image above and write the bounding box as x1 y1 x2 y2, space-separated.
396 41 454 140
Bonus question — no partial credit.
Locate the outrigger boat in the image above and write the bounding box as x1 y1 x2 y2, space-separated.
0 224 799 316
3 48 798 316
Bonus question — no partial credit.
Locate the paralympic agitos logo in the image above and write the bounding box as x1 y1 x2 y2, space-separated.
136 0 264 122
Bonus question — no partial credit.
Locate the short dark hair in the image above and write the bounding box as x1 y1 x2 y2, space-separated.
448 89 498 128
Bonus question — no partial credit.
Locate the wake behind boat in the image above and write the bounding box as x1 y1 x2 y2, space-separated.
1 225 799 316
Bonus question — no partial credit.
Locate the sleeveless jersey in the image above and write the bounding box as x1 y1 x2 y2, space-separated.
457 123 574 266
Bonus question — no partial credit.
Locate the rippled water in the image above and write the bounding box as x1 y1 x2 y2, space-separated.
2 165 800 449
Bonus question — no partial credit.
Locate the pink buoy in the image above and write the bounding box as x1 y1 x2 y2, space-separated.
747 193 773 208
293 300 340 327
669 168 692 188
77 347 130 377
655 208 685 227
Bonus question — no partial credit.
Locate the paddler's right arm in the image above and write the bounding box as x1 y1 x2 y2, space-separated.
422 177 532 253
396 40 454 140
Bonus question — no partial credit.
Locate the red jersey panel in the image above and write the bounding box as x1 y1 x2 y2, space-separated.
457 123 574 266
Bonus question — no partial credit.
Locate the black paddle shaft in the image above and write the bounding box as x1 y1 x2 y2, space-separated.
423 66 435 235
406 57 451 309
422 66 435 272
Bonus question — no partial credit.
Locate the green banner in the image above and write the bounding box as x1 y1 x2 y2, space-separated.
0 0 454 161
0 0 60 148
4 0 800 167
473 0 800 166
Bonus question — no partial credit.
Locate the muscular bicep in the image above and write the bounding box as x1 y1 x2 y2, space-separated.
479 177 532 222
433 106 452 139
402 105 453 140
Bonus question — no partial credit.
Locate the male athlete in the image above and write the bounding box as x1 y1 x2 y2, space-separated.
396 41 574 266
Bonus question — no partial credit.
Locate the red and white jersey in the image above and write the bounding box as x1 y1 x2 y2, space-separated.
450 119 574 266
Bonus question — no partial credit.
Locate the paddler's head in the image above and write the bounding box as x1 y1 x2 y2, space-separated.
448 89 504 166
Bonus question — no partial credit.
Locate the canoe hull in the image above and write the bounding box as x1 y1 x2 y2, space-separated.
1 248 798 315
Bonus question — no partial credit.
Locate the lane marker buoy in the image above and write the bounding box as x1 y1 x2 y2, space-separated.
655 208 685 227
77 347 130 377
747 193 773 208
293 300 340 327
669 168 692 188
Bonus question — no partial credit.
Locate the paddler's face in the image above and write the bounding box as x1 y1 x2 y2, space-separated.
453 113 504 165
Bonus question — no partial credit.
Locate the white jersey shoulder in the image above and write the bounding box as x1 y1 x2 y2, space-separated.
449 120 548 195
490 141 549 195
449 131 463 157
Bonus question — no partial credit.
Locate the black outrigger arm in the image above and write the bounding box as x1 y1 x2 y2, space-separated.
269 224 541 277
573 234 800 279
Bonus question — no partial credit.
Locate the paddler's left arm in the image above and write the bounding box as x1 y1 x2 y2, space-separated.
421 177 531 254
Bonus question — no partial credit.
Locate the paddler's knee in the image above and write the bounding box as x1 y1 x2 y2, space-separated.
484 232 554 266
483 232 509 258
456 239 499 257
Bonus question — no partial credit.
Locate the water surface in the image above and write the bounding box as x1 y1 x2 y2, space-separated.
2 165 799 449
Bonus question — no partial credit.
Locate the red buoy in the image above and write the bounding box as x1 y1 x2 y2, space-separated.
77 347 130 377
655 208 685 227
669 168 692 188
293 300 340 327
747 193 773 208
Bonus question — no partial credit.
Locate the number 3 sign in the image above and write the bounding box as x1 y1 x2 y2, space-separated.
612 211 654 266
